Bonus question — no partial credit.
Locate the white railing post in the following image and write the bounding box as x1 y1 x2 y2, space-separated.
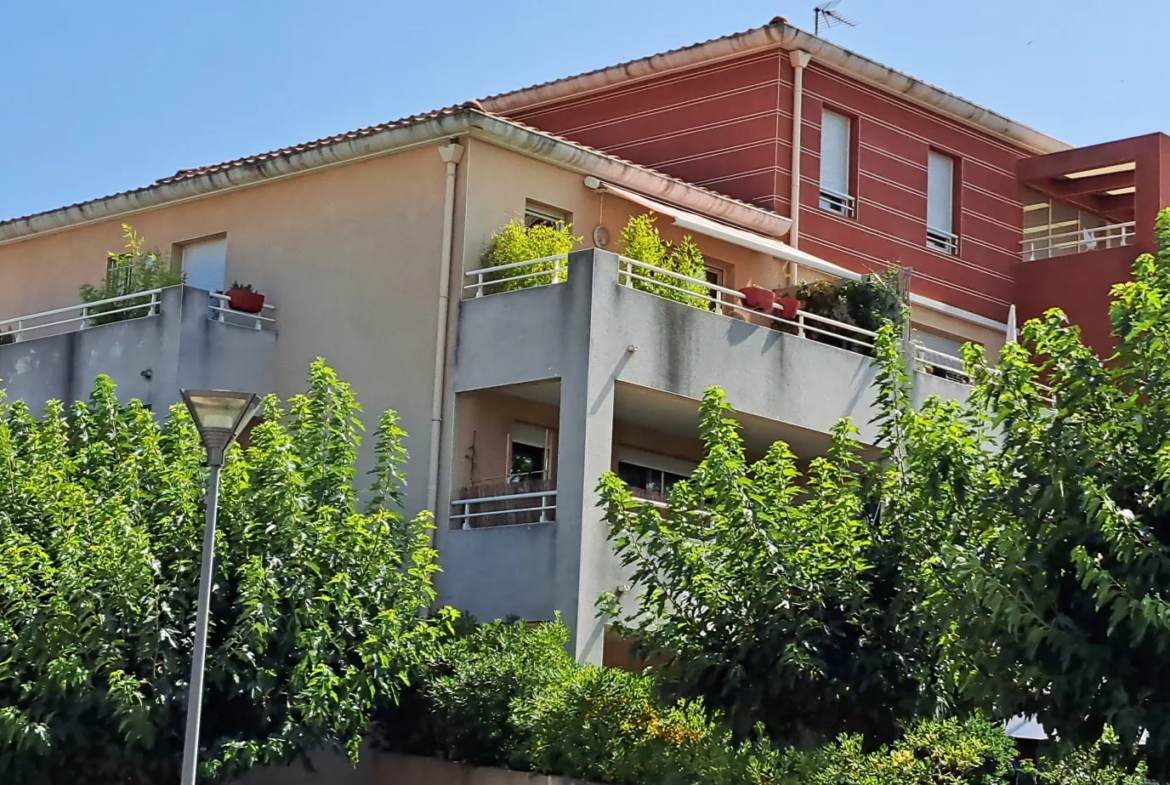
539 492 549 523
79 305 89 331
15 319 23 342
475 271 485 297
152 291 160 316
796 312 805 339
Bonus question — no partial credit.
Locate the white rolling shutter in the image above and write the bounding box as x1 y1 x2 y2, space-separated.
182 237 227 293
927 152 954 234
819 110 851 195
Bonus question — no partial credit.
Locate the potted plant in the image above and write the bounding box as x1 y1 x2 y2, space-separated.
776 297 802 319
738 286 775 312
226 281 266 314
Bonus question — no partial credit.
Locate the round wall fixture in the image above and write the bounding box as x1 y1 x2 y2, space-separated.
592 225 611 248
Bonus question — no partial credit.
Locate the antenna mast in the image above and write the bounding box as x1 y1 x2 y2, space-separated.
814 0 857 36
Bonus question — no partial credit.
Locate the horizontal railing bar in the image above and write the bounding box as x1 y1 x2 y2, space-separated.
0 289 163 329
464 254 568 277
1020 221 1135 244
818 186 856 203
8 303 156 336
451 489 558 506
450 504 557 521
462 269 564 290
799 309 878 337
208 305 276 323
623 264 877 346
207 292 278 313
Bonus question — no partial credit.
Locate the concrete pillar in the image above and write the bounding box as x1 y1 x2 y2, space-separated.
553 249 620 664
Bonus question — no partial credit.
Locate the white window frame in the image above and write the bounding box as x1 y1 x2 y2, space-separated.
524 202 569 228
818 109 855 218
926 152 958 255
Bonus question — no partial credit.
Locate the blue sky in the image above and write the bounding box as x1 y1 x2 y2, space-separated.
2 0 1166 222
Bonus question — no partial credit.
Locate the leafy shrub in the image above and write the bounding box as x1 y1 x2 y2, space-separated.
481 219 579 293
78 224 183 326
375 619 574 768
1020 728 1151 785
514 664 756 785
795 271 901 352
619 213 709 308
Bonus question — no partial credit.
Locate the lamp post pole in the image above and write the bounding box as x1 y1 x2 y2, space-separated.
178 389 259 785
180 458 222 785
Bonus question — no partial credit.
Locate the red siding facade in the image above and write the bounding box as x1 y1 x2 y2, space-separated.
504 48 1036 324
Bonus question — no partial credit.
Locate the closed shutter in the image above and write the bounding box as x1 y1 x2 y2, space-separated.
927 152 954 234
819 110 850 195
182 238 227 293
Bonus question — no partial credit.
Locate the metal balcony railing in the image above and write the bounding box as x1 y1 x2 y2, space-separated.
1021 221 1135 261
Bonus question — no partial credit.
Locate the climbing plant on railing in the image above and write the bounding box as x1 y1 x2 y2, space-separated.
78 224 184 326
619 213 709 308
481 219 580 294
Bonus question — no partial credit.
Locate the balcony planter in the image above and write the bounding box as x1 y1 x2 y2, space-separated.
226 286 266 314
739 286 776 312
776 297 801 320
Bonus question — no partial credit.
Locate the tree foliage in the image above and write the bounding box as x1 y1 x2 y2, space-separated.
79 224 184 325
619 212 710 308
481 218 580 293
597 378 952 746
0 360 452 783
601 207 1170 776
922 208 1170 771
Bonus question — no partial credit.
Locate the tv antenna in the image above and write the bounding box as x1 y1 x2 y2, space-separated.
814 0 857 36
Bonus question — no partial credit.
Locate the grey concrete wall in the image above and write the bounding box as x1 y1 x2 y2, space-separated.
242 751 595 785
441 522 559 623
0 286 276 412
450 250 973 660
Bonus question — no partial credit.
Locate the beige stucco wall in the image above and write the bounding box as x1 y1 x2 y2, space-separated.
456 137 793 291
0 144 452 517
451 388 709 498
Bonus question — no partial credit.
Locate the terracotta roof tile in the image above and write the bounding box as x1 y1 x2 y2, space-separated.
1 101 779 233
153 102 478 185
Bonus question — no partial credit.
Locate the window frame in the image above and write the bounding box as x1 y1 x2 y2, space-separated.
524 201 570 229
818 108 857 219
925 150 959 256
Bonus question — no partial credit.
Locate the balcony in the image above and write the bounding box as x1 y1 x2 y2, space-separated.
441 250 973 658
1021 220 1135 261
454 249 969 446
0 286 276 413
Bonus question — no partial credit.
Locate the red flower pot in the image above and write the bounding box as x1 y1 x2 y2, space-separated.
776 297 802 320
227 289 266 314
739 286 776 312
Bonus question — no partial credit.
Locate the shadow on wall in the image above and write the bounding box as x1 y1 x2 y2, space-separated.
239 751 596 785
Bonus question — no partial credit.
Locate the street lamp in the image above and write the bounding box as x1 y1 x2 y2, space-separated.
179 389 260 785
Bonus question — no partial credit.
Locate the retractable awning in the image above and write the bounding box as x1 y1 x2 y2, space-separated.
590 179 861 283
589 179 1009 334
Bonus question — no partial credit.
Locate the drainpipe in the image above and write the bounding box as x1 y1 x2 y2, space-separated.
787 50 812 285
427 141 465 517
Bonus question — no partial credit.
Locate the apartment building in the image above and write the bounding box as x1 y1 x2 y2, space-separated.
0 17 1161 663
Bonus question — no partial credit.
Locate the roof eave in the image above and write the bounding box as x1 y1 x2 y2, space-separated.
0 109 788 245
481 21 1071 156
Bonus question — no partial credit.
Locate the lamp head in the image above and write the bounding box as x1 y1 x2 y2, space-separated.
180 389 261 466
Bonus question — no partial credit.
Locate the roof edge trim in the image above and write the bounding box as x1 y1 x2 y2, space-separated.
481 21 1070 156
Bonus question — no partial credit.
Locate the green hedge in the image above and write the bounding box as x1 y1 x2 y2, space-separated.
372 620 1152 785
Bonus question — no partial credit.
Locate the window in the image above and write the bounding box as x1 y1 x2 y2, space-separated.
819 109 855 217
705 265 725 311
508 423 552 484
524 202 569 229
926 152 958 254
617 462 688 496
181 236 228 293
